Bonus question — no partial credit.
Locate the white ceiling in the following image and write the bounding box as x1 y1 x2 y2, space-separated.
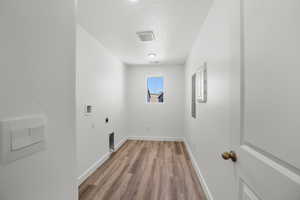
77 0 212 65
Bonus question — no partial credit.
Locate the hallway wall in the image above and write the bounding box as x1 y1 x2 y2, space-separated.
0 0 77 200
184 0 240 199
127 65 184 139
76 25 128 182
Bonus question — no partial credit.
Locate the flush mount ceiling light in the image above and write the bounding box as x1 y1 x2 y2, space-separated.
129 0 139 2
136 31 155 42
148 53 157 59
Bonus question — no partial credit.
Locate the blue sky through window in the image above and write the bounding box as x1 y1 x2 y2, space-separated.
147 77 164 94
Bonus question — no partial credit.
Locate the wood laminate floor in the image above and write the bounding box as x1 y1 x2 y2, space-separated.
79 140 206 200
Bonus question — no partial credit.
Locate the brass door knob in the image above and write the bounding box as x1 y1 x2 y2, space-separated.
222 151 237 162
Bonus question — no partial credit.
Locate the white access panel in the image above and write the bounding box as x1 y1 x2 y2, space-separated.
0 115 47 165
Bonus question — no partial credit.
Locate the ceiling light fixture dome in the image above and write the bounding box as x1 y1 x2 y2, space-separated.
148 53 157 58
129 0 139 3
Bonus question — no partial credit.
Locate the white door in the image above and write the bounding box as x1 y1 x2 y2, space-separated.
227 0 300 199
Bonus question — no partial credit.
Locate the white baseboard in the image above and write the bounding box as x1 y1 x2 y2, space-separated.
77 137 128 185
128 136 183 142
183 138 214 200
114 137 128 151
77 152 110 186
77 135 213 200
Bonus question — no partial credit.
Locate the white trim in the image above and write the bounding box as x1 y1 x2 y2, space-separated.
114 137 128 152
77 135 214 200
77 152 110 186
145 75 165 104
77 137 128 185
183 138 214 200
127 136 183 142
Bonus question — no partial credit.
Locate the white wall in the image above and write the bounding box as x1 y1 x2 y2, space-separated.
184 0 240 200
127 65 184 139
76 25 127 181
0 0 77 200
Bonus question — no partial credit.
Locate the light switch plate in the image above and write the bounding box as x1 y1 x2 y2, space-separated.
0 115 47 165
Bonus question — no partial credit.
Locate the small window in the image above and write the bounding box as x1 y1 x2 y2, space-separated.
147 76 164 103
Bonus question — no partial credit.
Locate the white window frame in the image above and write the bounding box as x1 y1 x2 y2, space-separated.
145 75 165 104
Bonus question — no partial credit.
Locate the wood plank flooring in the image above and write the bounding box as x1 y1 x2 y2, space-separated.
79 140 206 200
